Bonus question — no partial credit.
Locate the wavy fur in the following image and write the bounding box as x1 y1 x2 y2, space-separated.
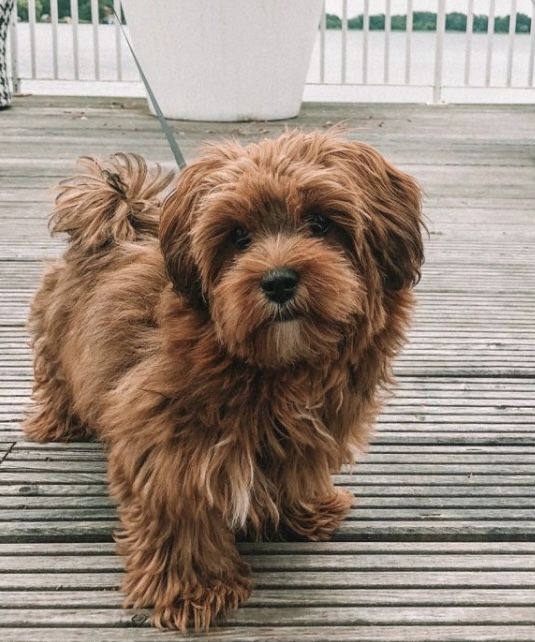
51 153 174 250
24 130 424 632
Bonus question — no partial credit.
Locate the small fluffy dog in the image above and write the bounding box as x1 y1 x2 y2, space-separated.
24 130 423 631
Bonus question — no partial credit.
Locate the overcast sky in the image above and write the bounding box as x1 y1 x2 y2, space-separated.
325 1 534 16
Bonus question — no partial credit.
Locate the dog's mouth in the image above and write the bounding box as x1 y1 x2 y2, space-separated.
273 307 301 323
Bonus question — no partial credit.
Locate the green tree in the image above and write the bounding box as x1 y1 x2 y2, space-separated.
16 0 43 21
494 16 509 32
473 15 489 32
413 11 436 31
17 0 111 22
446 12 467 31
325 13 341 29
347 15 363 29
391 15 407 31
516 14 531 33
369 14 385 30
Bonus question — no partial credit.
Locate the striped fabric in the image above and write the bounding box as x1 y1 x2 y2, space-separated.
0 0 14 109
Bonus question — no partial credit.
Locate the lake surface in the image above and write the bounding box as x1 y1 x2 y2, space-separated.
12 24 535 101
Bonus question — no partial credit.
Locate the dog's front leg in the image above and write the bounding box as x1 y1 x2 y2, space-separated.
278 452 353 541
108 444 252 631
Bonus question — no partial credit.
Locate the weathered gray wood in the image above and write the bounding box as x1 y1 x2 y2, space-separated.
2 605 535 626
4 470 535 486
2 519 535 542
0 96 534 638
0 483 108 496
1 587 534 608
3 494 535 509
3 481 535 499
2 553 535 572
6 459 535 475
5 506 534 523
7 449 535 465
2 626 535 642
3 431 535 446
1 570 534 590
2 540 535 555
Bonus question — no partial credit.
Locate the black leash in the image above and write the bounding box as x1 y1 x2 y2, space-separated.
112 7 187 170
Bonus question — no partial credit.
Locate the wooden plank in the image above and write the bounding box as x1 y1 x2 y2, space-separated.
6 460 535 475
2 553 535 573
1 483 535 499
3 471 535 486
4 431 535 447
0 96 534 639
0 588 534 608
4 463 535 483
4 495 535 510
7 451 535 464
1 570 534 590
2 541 535 555
2 520 535 543
2 625 535 642
1 606 535 627
0 483 108 496
5 507 534 523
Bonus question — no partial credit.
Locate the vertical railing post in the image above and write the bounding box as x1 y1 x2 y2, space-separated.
51 0 59 79
384 0 391 84
464 0 474 85
28 0 37 78
433 0 446 103
405 0 413 85
319 0 326 83
529 0 535 86
71 0 80 80
362 0 369 84
506 0 517 87
485 0 496 86
9 0 19 94
341 0 347 83
91 0 100 80
114 0 123 81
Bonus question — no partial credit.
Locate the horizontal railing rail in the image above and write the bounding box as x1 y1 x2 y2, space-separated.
6 0 535 103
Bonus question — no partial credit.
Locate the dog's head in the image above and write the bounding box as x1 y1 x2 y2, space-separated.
160 130 423 367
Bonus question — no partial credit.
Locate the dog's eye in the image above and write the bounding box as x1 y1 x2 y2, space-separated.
230 226 251 250
307 213 330 237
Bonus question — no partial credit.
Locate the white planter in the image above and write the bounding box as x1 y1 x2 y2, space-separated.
121 0 323 121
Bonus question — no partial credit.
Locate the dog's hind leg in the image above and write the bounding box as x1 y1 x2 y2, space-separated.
23 373 92 443
23 263 93 443
23 334 93 442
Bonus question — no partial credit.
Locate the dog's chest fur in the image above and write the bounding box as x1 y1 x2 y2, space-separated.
178 343 360 522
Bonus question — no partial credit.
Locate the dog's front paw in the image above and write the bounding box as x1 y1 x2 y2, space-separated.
151 576 252 632
283 489 353 541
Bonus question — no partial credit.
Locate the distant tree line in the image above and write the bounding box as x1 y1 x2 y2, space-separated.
326 11 532 33
16 0 115 23
14 3 533 33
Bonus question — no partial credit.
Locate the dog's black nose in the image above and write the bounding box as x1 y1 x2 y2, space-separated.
261 268 299 304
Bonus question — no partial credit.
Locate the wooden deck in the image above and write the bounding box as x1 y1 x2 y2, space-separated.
0 96 534 641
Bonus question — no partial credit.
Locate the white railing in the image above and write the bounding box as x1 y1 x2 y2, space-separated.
7 0 535 103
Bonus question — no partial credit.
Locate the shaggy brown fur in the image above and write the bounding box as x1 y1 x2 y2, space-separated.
24 130 424 631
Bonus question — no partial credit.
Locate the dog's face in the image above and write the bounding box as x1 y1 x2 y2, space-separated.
160 131 423 367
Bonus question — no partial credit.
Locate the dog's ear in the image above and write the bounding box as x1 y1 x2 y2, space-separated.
160 167 205 307
326 138 424 291
160 148 234 307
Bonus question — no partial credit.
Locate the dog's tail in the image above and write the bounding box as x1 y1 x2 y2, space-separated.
50 153 175 252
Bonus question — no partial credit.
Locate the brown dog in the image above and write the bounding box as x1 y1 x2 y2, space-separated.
24 130 424 631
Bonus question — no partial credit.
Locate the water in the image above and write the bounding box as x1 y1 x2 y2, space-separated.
309 30 534 87
12 24 535 101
